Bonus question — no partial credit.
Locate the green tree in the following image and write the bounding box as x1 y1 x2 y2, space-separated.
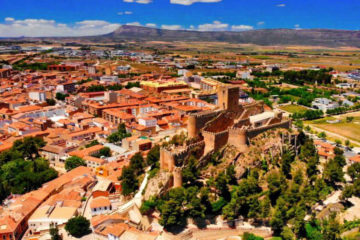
243 232 264 240
318 132 327 139
281 226 295 240
65 156 86 171
65 216 90 238
55 92 68 101
92 147 111 158
182 155 200 187
323 159 344 186
146 145 160 167
119 166 139 196
129 153 144 175
267 171 283 203
46 98 56 106
281 151 294 178
347 162 360 181
50 224 62 240
322 214 341 240
159 199 185 230
12 137 46 160
107 123 131 143
85 140 99 148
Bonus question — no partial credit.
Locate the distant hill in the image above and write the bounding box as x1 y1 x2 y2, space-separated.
86 25 360 47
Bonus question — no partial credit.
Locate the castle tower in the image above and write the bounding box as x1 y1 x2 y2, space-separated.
188 115 197 139
173 167 183 188
228 127 248 153
217 86 240 112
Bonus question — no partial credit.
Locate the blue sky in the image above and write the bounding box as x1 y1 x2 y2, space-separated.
0 0 359 37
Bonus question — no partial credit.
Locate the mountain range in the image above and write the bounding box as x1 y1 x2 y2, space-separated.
3 25 360 48
87 25 360 47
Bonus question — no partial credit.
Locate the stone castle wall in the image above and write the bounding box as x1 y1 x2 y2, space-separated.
203 129 229 154
188 111 222 139
246 120 291 139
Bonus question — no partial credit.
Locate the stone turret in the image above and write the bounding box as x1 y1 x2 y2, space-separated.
217 85 240 112
228 127 248 152
173 167 183 188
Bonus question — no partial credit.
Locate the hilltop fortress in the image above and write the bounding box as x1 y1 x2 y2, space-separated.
160 85 291 187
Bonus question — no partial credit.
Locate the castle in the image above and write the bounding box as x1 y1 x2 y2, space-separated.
160 85 291 187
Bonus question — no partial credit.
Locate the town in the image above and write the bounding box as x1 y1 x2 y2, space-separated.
0 39 360 240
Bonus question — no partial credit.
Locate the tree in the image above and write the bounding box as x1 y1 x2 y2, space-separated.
270 208 285 235
146 145 160 167
92 147 111 158
323 159 344 186
306 156 319 179
50 224 62 240
318 132 327 139
347 162 360 181
46 98 56 106
321 213 341 240
281 226 295 240
65 216 90 238
85 140 99 148
12 137 46 160
65 156 86 171
159 199 185 230
267 171 283 203
130 153 144 175
281 151 294 178
107 123 131 143
335 139 342 146
55 92 68 101
243 232 264 240
119 166 139 196
182 156 200 187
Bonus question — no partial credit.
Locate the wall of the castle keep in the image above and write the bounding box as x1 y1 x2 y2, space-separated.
246 120 291 139
203 130 229 154
188 111 221 139
228 128 248 152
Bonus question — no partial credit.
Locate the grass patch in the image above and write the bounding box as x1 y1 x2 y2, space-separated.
279 104 308 114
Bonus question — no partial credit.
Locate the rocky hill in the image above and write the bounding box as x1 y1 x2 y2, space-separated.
89 25 360 47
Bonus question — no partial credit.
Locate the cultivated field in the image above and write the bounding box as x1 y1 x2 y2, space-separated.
307 112 360 145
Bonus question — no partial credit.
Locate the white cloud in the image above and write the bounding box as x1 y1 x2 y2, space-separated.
231 24 253 31
294 24 301 29
170 0 221 5
118 11 132 15
276 3 286 7
5 17 14 22
0 18 120 37
198 21 228 31
126 22 141 26
145 23 157 28
257 21 265 26
161 24 183 30
123 0 151 4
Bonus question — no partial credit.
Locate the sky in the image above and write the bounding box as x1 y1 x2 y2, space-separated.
0 0 359 37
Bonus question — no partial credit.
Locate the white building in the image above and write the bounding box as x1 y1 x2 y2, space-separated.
311 98 339 112
138 117 157 127
90 196 112 216
29 91 47 102
100 75 120 84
